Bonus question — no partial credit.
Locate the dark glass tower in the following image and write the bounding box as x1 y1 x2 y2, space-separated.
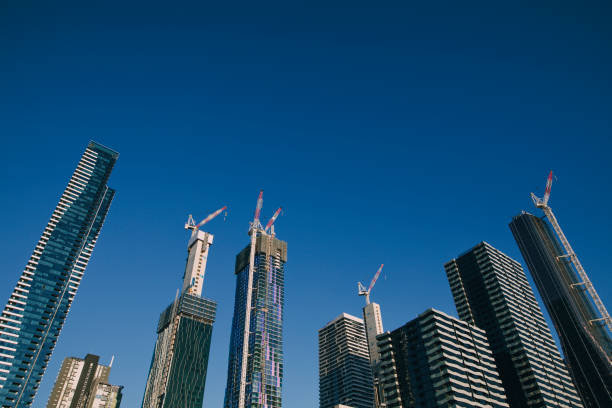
510 213 612 407
141 228 219 408
377 308 509 408
444 242 583 408
224 232 287 408
141 293 216 408
318 313 374 408
0 142 117 407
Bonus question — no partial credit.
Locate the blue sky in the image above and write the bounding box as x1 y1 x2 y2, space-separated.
1 1 611 407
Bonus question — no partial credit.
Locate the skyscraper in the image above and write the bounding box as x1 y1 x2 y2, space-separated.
356 264 385 407
46 354 122 408
318 313 374 408
377 308 509 408
141 218 221 408
87 383 123 408
224 193 287 408
0 141 118 407
444 241 583 407
510 212 612 407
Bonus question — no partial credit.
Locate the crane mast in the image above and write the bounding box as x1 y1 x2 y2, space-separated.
531 172 612 334
237 191 282 408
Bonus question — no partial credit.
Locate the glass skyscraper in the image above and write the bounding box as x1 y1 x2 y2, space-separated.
377 308 509 408
0 141 118 407
141 228 218 408
445 242 583 407
224 232 287 408
510 213 612 407
318 313 374 408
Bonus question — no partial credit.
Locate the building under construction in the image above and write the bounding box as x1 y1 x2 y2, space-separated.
357 265 385 407
140 207 225 408
224 192 287 408
510 172 612 407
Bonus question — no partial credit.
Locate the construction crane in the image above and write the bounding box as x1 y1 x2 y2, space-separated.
238 190 282 408
264 207 282 234
358 264 384 305
185 205 227 235
531 171 612 333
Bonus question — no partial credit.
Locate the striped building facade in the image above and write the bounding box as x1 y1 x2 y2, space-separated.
318 313 374 408
445 242 583 407
377 308 508 408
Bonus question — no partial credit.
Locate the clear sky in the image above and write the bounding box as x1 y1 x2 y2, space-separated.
1 1 611 407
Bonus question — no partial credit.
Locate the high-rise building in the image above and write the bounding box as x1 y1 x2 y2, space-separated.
88 383 123 408
46 354 122 408
510 213 612 407
362 303 384 368
0 141 118 407
318 313 374 408
141 226 219 408
444 241 583 407
378 308 509 408
224 230 287 408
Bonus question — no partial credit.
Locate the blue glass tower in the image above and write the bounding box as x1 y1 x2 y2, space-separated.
0 141 118 407
224 232 287 408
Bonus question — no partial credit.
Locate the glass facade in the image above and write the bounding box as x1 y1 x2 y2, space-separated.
318 313 373 408
378 308 508 408
141 294 217 408
224 233 287 408
445 242 583 408
510 213 612 407
0 142 118 407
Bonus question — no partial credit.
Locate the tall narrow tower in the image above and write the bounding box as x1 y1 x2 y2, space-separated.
0 141 118 407
224 192 287 408
510 172 612 407
511 213 612 407
357 265 385 407
141 207 224 408
444 242 583 408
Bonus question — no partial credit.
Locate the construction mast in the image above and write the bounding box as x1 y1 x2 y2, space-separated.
237 191 282 408
358 264 386 407
183 205 227 296
531 171 612 334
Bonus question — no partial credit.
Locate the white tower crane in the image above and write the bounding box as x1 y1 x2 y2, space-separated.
182 205 227 296
531 171 612 334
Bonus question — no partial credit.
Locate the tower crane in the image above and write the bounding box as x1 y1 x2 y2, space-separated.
264 207 282 234
238 190 282 408
531 171 612 333
358 264 384 305
185 205 227 235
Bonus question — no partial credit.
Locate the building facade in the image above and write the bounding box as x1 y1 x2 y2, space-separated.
319 313 374 408
361 302 384 407
88 383 122 408
141 229 218 408
46 354 121 408
445 241 583 407
378 308 508 408
224 232 287 408
0 142 118 407
510 213 612 407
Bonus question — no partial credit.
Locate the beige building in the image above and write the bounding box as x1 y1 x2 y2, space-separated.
46 354 122 408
